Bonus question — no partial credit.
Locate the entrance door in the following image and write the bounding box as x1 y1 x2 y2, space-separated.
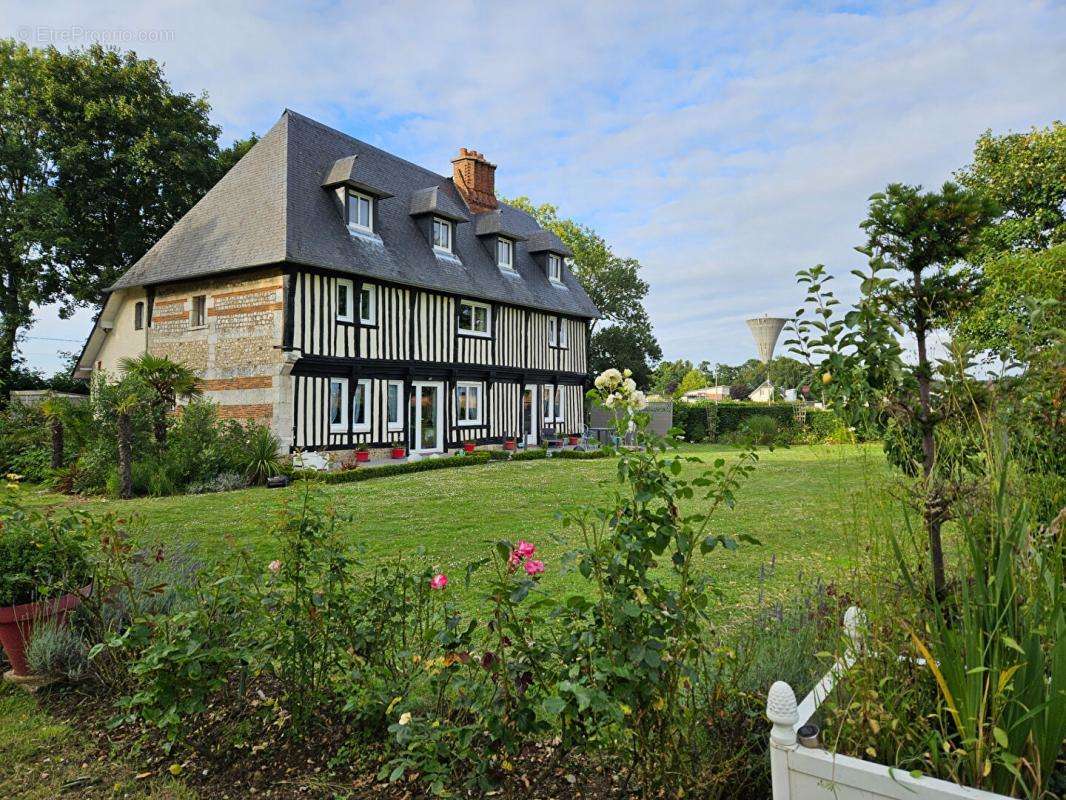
413 381 444 453
522 384 538 447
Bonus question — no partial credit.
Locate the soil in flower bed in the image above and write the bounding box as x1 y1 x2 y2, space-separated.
21 680 624 799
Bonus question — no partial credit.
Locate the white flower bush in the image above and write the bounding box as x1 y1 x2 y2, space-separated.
593 367 648 411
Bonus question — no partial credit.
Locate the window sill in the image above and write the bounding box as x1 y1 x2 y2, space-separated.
189 325 207 331
347 226 384 246
336 316 355 325
458 420 483 427
498 265 519 275
387 424 404 432
329 426 348 434
352 425 371 434
458 330 491 339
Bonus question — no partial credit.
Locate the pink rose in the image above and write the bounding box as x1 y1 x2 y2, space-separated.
268 560 282 573
514 540 536 559
523 559 545 576
430 573 448 590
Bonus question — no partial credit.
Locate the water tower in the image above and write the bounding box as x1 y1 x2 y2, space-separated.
746 315 788 400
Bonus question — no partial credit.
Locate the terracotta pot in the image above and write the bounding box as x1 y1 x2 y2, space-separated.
568 435 580 445
355 450 371 463
503 439 517 451
0 585 90 677
463 442 476 453
391 447 406 459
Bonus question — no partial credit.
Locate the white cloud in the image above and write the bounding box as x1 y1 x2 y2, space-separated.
5 0 1065 373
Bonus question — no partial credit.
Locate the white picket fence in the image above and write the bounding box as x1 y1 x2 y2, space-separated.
766 607 1012 800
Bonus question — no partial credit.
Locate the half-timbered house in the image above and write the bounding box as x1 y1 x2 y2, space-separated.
75 110 600 458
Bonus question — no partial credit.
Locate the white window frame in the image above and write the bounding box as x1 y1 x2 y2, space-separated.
359 283 377 325
432 217 452 252
191 295 207 329
555 385 565 422
458 299 491 337
336 279 354 323
496 237 514 271
352 378 372 433
547 253 562 283
456 381 483 426
558 318 569 349
548 316 558 347
347 190 373 233
386 380 404 432
542 384 554 423
328 378 348 432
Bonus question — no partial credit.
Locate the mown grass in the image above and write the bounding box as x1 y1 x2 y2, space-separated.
17 443 895 614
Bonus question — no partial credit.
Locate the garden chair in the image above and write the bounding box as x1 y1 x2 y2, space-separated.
541 426 565 449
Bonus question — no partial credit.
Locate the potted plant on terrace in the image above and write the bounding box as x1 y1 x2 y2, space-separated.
0 485 92 682
503 437 517 451
391 444 406 459
355 446 371 463
462 439 476 453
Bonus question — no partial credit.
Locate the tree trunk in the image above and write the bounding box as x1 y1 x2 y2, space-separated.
117 411 133 499
913 270 946 598
50 416 64 469
0 267 25 398
153 412 167 448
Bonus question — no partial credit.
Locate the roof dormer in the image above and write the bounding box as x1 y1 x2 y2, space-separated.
322 155 393 240
409 186 469 258
526 230 573 284
474 210 528 273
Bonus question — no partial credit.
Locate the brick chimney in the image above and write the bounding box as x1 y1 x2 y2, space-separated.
451 148 497 213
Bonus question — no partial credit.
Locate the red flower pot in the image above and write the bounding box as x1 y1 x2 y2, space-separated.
463 442 476 453
0 585 90 677
568 435 580 445
355 450 371 463
391 447 406 459
503 439 517 451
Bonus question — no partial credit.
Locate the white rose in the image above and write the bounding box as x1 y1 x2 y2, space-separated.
398 712 412 726
631 391 648 410
623 378 636 393
623 368 632 378
604 394 617 407
594 373 607 389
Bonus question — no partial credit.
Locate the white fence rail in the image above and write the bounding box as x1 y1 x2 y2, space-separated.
766 607 1012 800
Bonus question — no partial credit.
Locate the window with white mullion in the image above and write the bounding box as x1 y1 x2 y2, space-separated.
547 253 562 283
458 299 491 337
347 191 373 232
432 217 452 252
352 378 371 433
387 380 404 431
328 378 348 432
496 238 514 270
456 382 483 425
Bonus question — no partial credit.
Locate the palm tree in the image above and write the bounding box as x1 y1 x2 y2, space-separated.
118 353 201 448
115 393 138 499
39 395 67 470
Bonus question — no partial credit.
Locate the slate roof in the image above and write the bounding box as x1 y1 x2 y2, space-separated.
109 110 599 319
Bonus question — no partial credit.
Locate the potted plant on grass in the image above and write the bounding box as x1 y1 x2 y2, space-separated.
355 446 371 463
0 488 92 683
462 439 476 453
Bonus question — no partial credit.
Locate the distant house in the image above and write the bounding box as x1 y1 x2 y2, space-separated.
749 380 776 403
680 385 731 403
75 110 600 457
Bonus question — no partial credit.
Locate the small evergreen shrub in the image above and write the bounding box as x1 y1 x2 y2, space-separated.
26 618 89 680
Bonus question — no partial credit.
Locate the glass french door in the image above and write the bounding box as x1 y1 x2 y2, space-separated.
522 384 538 446
413 381 443 453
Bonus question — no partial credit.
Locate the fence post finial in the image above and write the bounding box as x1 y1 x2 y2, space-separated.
844 605 866 654
766 680 798 747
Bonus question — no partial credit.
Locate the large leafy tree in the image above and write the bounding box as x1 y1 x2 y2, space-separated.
588 323 660 389
0 41 248 395
506 197 662 380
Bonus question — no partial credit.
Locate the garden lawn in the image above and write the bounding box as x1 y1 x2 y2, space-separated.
18 443 894 616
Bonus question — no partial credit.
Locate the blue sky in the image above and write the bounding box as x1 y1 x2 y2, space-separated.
4 0 1065 374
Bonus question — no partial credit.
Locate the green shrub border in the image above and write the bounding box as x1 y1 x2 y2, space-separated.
291 446 612 484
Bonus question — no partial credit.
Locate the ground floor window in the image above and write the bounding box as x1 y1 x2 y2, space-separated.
456 381 483 425
353 378 371 432
542 384 554 423
329 378 347 432
387 380 404 431
554 386 565 422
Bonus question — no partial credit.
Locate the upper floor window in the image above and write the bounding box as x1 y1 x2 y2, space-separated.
359 284 376 324
347 191 373 233
548 316 558 346
191 295 206 328
134 301 144 331
547 253 562 283
337 279 353 322
432 217 452 252
496 238 514 271
458 299 491 337
558 319 569 349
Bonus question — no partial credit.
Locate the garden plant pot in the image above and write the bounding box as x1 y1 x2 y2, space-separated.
0 585 90 679
391 447 406 459
355 450 371 463
503 439 516 451
463 442 476 453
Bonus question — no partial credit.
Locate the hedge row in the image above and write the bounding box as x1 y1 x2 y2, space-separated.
674 401 800 443
294 451 492 484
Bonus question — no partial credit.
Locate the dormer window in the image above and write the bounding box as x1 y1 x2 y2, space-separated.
547 254 562 283
347 190 373 233
432 217 452 252
496 238 514 270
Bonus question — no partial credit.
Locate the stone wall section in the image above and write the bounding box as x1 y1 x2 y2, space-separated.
147 268 290 444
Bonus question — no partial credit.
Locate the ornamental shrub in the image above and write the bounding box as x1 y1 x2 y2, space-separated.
0 485 91 607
